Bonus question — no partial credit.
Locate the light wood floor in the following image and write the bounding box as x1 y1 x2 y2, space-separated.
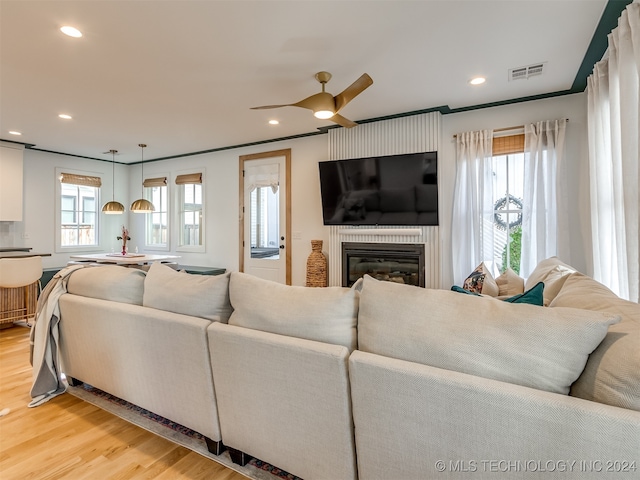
0 324 247 480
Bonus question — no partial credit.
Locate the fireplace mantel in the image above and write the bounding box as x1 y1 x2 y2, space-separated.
337 228 422 237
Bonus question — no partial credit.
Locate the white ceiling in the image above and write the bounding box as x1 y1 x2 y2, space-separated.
0 0 609 163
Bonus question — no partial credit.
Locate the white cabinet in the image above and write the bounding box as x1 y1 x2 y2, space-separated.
0 143 24 221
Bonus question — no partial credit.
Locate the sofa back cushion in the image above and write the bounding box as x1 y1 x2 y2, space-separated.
550 272 640 411
143 262 232 322
357 275 620 395
66 265 146 305
228 272 359 351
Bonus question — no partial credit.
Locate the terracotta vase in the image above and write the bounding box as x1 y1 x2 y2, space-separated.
306 240 327 287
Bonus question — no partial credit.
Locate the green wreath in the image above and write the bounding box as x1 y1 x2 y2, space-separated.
494 195 523 231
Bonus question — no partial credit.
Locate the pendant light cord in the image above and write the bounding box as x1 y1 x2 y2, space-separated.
139 143 146 197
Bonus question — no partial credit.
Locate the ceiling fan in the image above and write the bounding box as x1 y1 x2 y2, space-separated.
251 71 373 128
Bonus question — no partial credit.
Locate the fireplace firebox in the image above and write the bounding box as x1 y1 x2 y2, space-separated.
342 242 425 287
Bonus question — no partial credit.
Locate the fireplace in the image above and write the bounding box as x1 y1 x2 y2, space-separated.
342 242 425 287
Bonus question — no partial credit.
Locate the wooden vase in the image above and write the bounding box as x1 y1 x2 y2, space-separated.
306 240 327 287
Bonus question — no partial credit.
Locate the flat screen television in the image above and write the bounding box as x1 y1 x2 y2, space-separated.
318 151 438 226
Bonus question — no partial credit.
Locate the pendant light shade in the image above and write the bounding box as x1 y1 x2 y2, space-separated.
131 143 155 213
102 149 125 214
130 197 155 212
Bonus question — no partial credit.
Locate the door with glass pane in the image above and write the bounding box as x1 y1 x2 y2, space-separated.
240 149 291 284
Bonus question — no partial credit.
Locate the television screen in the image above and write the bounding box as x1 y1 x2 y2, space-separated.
318 151 438 226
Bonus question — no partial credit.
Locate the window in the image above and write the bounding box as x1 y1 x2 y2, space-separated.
491 134 524 274
250 186 280 258
143 177 168 249
58 172 101 248
176 172 204 250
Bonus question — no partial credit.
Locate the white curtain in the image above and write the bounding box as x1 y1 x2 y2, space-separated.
520 119 567 278
451 130 494 284
245 163 279 193
587 0 639 301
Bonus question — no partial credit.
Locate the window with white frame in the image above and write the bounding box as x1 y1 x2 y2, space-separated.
143 176 168 249
176 172 204 248
491 134 524 274
59 172 101 248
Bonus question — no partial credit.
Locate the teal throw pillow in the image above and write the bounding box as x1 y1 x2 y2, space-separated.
504 281 544 306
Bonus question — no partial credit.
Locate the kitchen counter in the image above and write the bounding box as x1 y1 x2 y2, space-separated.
0 251 51 259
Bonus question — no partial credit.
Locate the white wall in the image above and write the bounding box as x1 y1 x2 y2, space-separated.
10 93 590 286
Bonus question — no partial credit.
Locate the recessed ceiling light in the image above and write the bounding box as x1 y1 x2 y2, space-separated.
60 26 82 38
8 131 22 136
469 76 486 86
268 120 279 125
59 114 72 119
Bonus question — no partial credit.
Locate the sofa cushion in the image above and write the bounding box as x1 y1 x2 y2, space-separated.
228 272 359 351
495 267 524 296
358 275 620 395
66 265 146 305
462 262 499 296
550 272 640 411
143 262 232 322
525 256 576 306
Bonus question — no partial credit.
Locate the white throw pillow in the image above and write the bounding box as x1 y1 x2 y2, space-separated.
550 272 640 411
495 268 524 297
228 271 359 351
143 262 232 322
66 265 146 305
358 275 620 395
525 256 576 306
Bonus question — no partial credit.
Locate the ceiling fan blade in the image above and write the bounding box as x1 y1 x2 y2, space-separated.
251 92 335 113
332 113 358 128
292 91 335 111
333 73 373 113
250 104 294 110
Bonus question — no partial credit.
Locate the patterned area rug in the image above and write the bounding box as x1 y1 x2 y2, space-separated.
67 383 302 480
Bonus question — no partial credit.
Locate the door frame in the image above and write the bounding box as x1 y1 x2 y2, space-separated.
239 148 292 284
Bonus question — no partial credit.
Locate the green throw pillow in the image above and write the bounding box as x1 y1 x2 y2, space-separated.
504 281 544 306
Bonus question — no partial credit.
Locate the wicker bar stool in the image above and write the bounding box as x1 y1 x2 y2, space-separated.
0 256 43 327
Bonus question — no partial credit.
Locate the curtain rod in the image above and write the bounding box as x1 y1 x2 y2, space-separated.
453 118 569 138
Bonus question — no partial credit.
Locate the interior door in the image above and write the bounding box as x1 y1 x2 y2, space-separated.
239 149 291 284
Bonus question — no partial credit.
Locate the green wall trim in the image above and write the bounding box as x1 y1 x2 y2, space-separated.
571 0 633 92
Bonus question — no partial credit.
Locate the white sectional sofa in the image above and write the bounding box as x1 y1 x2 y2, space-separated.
57 263 232 455
36 257 640 480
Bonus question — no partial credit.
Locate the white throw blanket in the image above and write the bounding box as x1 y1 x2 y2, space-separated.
28 265 85 407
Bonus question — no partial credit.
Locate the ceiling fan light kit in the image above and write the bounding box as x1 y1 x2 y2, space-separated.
251 71 373 128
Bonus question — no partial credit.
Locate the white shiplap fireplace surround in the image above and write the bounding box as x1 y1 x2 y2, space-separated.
326 112 441 288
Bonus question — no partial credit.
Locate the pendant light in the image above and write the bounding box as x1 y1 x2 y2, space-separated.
130 143 155 213
101 149 125 214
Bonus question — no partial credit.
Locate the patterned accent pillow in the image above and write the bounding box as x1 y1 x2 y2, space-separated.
462 262 499 296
